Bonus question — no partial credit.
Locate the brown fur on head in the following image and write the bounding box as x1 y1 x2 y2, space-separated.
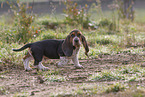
62 29 89 57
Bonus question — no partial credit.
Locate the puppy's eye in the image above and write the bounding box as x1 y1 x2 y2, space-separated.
77 34 81 37
71 34 75 37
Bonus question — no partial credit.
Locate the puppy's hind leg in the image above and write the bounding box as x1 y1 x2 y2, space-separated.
23 53 33 71
31 48 49 71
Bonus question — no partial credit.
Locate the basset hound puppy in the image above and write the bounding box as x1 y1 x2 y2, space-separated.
13 29 89 71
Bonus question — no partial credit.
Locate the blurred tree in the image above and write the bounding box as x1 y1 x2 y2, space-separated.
117 0 135 21
123 0 134 21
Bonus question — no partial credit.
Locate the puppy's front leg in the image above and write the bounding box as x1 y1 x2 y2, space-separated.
35 61 49 71
72 55 83 68
57 57 69 67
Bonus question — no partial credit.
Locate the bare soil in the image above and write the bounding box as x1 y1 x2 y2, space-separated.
0 53 145 97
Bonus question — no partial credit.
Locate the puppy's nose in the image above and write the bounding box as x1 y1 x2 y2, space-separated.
74 39 79 42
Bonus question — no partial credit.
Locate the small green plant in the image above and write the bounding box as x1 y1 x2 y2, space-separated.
8 0 35 43
105 83 126 93
63 0 90 28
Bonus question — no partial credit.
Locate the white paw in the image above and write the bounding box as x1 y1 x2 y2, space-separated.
57 62 63 68
35 65 49 71
75 64 84 69
25 67 32 71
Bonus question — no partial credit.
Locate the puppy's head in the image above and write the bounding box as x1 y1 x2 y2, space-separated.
62 29 89 57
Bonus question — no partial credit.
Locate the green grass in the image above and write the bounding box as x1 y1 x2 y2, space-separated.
0 86 9 95
89 64 145 82
38 70 66 83
0 42 25 67
90 70 125 81
50 82 145 97
105 83 126 93
45 75 66 82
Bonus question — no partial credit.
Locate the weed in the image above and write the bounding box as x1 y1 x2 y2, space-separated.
105 83 126 93
63 0 90 28
8 0 35 43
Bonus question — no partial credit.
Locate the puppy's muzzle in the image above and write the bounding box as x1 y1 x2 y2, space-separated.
74 39 79 43
73 38 81 47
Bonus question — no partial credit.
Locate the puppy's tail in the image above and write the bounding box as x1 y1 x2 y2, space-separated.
12 43 32 52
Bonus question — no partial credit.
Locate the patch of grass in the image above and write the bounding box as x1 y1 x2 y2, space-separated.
50 91 74 97
105 83 126 93
77 83 108 95
86 31 121 45
45 75 66 82
95 36 115 45
29 29 68 43
0 86 9 95
36 16 64 30
117 64 143 74
0 42 25 67
51 83 126 96
50 82 145 96
38 70 66 82
0 70 10 75
46 70 60 75
131 89 145 97
13 91 29 97
89 64 145 82
90 70 125 81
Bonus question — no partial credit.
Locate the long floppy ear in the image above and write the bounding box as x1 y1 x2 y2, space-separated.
81 35 89 57
62 35 73 57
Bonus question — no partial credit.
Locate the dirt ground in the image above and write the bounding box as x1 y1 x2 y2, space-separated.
0 53 145 97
